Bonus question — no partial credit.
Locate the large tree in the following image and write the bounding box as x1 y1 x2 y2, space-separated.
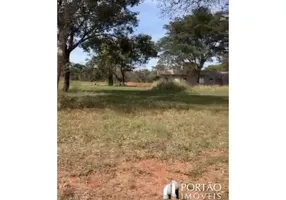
157 7 228 83
84 33 157 85
57 0 140 91
116 34 157 85
86 42 116 85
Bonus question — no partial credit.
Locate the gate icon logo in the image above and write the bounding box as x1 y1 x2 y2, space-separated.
163 180 179 199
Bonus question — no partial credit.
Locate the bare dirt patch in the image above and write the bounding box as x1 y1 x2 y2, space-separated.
126 82 152 88
58 159 189 199
58 152 228 200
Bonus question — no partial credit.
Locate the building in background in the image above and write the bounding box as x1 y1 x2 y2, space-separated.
157 68 229 86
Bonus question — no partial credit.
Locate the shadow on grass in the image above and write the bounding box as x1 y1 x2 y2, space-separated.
58 89 229 112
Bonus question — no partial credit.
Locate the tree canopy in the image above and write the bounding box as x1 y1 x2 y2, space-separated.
83 33 157 85
157 7 228 83
57 0 142 91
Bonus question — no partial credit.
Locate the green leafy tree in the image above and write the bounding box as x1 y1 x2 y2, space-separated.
84 34 157 85
57 0 140 91
157 7 228 83
70 63 85 80
116 34 157 85
85 57 109 81
88 43 117 85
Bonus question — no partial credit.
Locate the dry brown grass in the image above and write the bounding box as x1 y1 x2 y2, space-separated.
58 81 229 200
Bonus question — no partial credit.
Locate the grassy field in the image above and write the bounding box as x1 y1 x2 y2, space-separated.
58 81 229 200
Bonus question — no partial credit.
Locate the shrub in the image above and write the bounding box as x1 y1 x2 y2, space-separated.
151 79 190 92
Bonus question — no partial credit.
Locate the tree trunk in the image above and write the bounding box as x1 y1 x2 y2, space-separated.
57 44 66 87
57 29 69 87
113 72 123 85
108 68 113 86
62 52 71 92
120 66 125 86
196 70 201 84
122 72 125 86
57 61 61 86
195 62 205 84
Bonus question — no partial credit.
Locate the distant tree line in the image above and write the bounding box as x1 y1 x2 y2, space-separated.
69 63 158 83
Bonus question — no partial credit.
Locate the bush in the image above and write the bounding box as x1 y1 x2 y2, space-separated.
151 79 190 92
